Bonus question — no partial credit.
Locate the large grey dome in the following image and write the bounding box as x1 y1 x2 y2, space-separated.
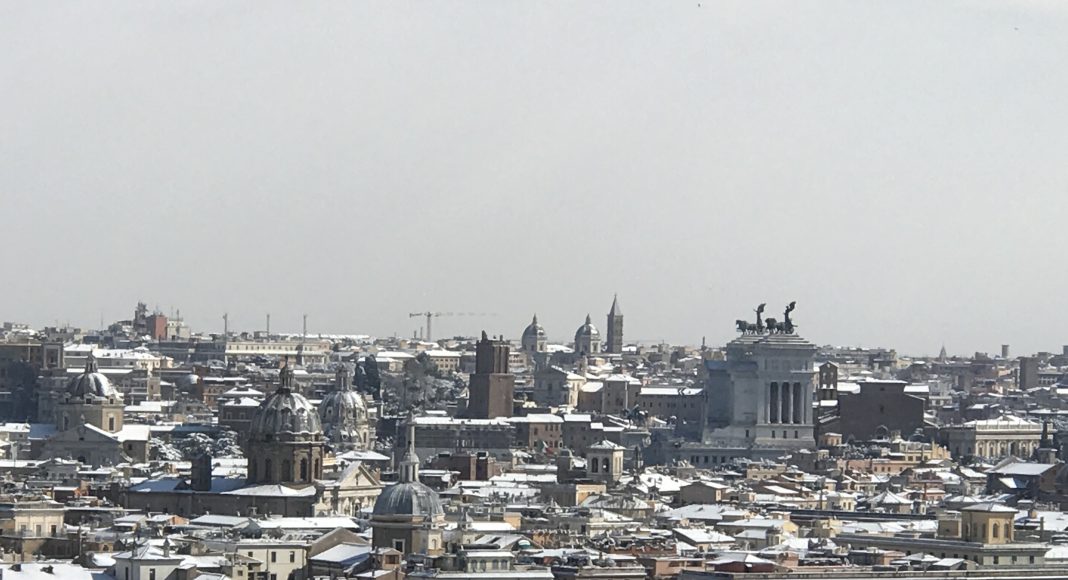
575 314 600 340
250 367 322 437
67 357 120 400
372 481 444 518
320 390 367 424
522 315 547 341
319 387 368 446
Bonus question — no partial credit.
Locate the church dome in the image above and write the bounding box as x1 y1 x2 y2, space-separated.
522 315 547 342
372 481 444 519
319 366 368 445
250 367 322 438
66 357 120 400
320 390 367 424
575 314 600 341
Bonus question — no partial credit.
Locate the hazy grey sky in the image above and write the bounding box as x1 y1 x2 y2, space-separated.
3 2 1067 356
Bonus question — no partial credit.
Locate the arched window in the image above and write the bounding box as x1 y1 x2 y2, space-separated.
300 458 308 481
993 523 1000 538
265 459 273 483
282 459 292 481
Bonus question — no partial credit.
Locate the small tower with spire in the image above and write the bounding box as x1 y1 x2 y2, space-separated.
399 413 420 483
606 294 623 354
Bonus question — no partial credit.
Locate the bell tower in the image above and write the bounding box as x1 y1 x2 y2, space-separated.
606 294 623 354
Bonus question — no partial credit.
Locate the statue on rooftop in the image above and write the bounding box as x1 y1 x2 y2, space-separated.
783 301 796 334
755 303 766 333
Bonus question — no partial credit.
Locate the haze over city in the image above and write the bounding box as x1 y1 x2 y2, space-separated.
8 3 1068 580
4 2 1068 354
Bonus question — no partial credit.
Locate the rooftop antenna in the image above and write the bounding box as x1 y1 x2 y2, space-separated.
266 313 271 337
302 313 308 342
223 313 229 336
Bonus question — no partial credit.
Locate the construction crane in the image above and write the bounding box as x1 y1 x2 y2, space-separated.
408 311 496 342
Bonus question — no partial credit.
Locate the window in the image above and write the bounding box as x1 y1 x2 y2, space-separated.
109 417 116 431
271 551 277 563
993 523 999 538
393 539 405 552
149 570 156 580
289 551 295 563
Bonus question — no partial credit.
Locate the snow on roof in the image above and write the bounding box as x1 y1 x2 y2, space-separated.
222 484 317 497
373 351 415 359
640 387 682 396
964 415 1040 428
412 416 510 427
0 423 56 440
116 425 151 442
189 515 251 527
336 449 390 462
0 562 113 580
258 516 361 530
563 414 592 423
423 350 461 357
988 462 1056 476
221 397 262 407
310 543 371 564
836 382 861 394
507 414 563 424
673 528 734 545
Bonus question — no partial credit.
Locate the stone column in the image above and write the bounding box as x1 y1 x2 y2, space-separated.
793 382 803 423
769 383 779 424
781 382 792 424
